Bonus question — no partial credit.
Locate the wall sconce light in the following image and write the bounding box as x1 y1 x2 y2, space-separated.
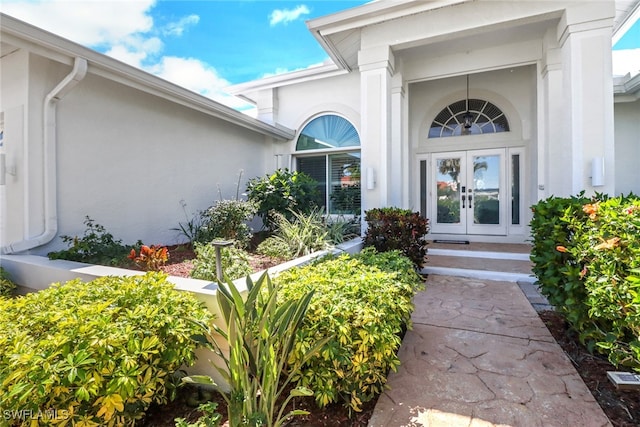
591 157 605 187
366 167 376 190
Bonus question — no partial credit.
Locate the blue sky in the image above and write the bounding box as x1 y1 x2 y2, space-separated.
2 0 638 113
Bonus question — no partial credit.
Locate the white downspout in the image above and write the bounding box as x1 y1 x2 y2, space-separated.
2 57 87 254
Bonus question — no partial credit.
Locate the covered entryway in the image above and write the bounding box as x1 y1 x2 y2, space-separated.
431 148 506 236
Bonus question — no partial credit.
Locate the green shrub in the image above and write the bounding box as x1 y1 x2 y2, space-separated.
48 216 136 266
530 193 640 370
529 193 592 327
275 249 424 411
197 199 257 248
190 243 253 281
256 236 294 261
0 273 212 426
246 169 320 230
363 207 429 269
0 267 16 298
325 215 360 244
266 209 330 259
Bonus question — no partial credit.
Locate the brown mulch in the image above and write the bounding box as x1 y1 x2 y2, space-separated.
539 310 640 427
146 244 282 279
143 384 376 426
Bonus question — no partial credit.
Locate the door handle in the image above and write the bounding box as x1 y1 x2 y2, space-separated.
461 194 466 208
468 193 473 208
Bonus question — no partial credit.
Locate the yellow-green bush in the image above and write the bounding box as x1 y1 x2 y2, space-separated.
0 273 212 426
274 248 424 411
0 267 16 298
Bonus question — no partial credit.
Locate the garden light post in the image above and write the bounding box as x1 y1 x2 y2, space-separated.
210 240 234 281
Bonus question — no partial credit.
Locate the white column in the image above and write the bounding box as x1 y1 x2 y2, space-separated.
539 29 568 199
557 8 615 195
390 72 406 208
358 45 394 211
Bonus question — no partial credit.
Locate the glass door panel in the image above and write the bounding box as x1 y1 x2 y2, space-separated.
431 153 466 235
430 149 506 236
471 154 500 225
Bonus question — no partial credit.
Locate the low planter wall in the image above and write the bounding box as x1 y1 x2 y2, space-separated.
0 238 363 389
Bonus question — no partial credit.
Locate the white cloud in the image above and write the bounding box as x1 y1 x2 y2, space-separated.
1 1 252 111
147 56 252 110
1 0 156 46
163 14 200 37
269 5 310 26
613 48 640 77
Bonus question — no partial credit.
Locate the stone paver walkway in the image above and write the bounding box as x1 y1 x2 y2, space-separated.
369 275 611 427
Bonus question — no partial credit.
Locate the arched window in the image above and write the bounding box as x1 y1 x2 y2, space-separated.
295 115 361 214
429 99 510 138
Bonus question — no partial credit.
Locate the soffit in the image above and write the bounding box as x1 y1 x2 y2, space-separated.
614 0 640 35
313 1 635 72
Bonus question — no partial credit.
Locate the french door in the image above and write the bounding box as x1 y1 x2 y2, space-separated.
431 149 506 235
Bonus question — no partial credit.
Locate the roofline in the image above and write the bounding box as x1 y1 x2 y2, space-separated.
306 0 472 71
614 72 640 101
226 62 348 101
613 0 640 45
0 13 294 141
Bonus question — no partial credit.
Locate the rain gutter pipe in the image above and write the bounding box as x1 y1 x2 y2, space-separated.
1 57 88 254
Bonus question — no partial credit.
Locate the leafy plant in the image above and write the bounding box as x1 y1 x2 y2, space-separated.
0 267 16 298
48 216 136 265
264 209 330 259
128 244 169 271
198 199 257 248
190 243 253 281
256 236 294 261
183 273 328 427
275 249 424 411
0 273 212 426
530 193 640 370
175 401 222 427
324 215 360 244
246 169 320 230
363 207 429 269
173 200 205 246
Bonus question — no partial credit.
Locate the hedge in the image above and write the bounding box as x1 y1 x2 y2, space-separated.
530 193 640 370
274 248 424 411
0 273 212 426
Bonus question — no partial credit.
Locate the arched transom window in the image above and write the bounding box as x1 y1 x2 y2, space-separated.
429 99 510 138
295 115 361 214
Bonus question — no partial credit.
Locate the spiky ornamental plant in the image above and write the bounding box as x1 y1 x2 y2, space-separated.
184 273 329 427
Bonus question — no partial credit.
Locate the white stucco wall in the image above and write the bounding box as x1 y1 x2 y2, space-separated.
3 53 276 255
614 100 640 196
265 71 362 153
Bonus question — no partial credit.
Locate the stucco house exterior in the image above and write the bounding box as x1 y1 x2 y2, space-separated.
0 13 293 255
230 0 640 244
1 0 639 254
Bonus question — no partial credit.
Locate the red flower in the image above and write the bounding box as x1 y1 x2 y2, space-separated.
128 248 137 260
556 245 568 253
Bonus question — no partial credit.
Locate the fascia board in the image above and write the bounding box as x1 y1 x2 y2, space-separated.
613 0 640 45
227 63 346 96
0 13 294 141
306 0 470 71
307 0 469 36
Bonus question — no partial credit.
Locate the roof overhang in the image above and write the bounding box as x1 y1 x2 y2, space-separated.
0 13 294 141
614 72 640 101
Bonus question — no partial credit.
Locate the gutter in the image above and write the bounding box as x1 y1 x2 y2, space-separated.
2 57 87 254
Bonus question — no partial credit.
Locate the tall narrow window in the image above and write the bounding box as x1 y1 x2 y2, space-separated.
296 115 361 214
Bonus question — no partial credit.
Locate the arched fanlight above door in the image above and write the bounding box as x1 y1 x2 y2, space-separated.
429 99 510 138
